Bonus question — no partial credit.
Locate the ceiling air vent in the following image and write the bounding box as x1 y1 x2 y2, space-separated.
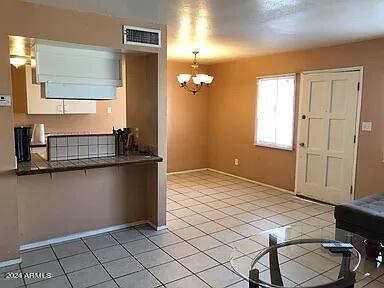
123 25 161 48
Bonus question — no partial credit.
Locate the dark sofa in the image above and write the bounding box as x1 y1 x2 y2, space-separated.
334 192 384 241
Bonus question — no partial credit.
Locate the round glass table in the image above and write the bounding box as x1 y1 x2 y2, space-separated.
230 225 384 288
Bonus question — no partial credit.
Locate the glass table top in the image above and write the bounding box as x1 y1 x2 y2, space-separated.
230 225 384 287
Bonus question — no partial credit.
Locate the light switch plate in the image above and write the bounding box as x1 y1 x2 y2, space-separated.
0 95 11 106
362 122 372 131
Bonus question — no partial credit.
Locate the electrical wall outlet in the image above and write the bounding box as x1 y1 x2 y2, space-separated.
234 158 239 166
107 107 112 114
362 122 372 131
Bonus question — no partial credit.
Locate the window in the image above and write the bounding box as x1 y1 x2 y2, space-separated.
255 74 296 150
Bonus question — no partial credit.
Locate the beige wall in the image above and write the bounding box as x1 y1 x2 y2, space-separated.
126 54 159 148
0 0 167 263
125 54 163 225
0 172 18 262
11 60 127 134
18 166 150 245
208 38 384 199
167 61 209 172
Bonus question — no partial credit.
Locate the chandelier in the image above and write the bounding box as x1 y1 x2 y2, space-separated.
177 51 214 95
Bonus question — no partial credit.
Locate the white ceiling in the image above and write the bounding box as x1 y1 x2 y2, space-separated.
21 0 384 63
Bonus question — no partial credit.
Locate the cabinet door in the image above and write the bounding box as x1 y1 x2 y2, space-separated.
63 100 96 114
26 65 63 114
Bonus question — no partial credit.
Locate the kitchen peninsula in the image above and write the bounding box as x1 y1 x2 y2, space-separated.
16 153 162 176
0 0 167 267
16 132 163 175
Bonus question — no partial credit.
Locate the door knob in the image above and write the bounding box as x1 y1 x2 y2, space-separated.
299 142 305 147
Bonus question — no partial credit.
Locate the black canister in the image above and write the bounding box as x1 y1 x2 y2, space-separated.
114 128 132 155
14 127 31 162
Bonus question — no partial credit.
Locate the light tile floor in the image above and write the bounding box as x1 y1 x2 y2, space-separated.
0 170 382 287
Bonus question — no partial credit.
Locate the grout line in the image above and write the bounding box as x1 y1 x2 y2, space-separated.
49 244 74 288
168 179 329 212
19 262 27 287
87 279 116 288
127 225 229 287
108 230 168 286
166 175 336 265
146 237 230 287
167 173 336 284
167 196 325 228
207 168 296 195
22 240 128 278
167 212 330 233
79 237 120 288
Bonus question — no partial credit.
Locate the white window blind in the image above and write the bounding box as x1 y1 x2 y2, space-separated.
256 75 295 150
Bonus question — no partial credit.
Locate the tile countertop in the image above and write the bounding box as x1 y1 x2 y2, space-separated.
16 153 163 176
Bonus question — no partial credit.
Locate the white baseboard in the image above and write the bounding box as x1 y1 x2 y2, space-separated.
147 221 168 231
0 257 22 268
167 168 208 175
295 194 334 207
155 225 168 231
20 220 150 251
207 168 295 195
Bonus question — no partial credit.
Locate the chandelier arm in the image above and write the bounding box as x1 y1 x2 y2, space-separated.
193 83 203 94
181 82 203 95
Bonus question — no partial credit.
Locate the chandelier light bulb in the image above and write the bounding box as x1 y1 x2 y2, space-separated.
177 73 191 83
205 75 214 84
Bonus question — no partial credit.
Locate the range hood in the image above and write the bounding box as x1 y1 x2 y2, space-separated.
43 82 116 100
34 41 122 100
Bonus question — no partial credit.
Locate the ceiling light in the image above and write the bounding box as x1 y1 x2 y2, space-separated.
10 57 27 68
176 51 214 95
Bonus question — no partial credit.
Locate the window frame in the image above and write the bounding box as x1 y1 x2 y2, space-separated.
254 73 296 151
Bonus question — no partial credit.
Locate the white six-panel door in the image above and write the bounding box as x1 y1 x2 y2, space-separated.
296 71 360 204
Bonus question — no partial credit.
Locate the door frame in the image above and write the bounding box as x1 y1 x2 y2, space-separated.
294 66 364 201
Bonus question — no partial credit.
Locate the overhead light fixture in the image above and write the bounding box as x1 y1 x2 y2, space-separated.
177 51 213 95
10 57 27 68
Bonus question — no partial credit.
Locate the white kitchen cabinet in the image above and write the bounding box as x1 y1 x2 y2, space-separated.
25 65 96 115
63 100 96 114
26 65 63 115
